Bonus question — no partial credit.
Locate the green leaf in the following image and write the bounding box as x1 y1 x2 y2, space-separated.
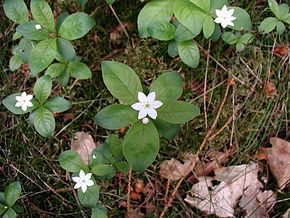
238 33 254 44
91 164 115 176
33 75 52 104
67 61 92 80
210 0 228 13
95 104 137 130
278 4 289 20
45 63 67 78
56 38 76 61
0 193 5 204
151 71 183 102
78 183 100 208
3 0 28 24
91 205 108 218
258 17 278 33
59 150 87 172
177 40 200 68
168 41 178 58
56 12 69 32
137 0 173 38
29 38 57 75
268 0 280 17
153 118 181 140
13 38 34 63
276 21 285 34
2 93 37 115
282 15 290 24
210 23 221 41
90 144 114 165
16 21 49 40
114 161 130 173
222 32 239 45
175 23 195 42
101 61 143 105
203 15 215 38
236 42 245 52
158 101 200 124
44 97 71 113
12 204 24 214
123 121 159 171
230 7 252 31
5 182 21 207
0 204 6 216
12 32 22 41
33 107 55 137
173 0 204 36
9 55 23 71
106 135 123 159
58 12 96 40
189 0 210 12
106 0 115 5
58 70 70 86
2 208 17 218
76 0 88 7
30 0 55 32
148 22 176 41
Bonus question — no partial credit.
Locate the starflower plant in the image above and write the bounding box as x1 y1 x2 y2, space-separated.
15 92 33 112
72 170 94 193
95 61 200 171
214 5 236 28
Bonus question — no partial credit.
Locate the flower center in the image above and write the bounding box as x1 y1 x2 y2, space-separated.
144 102 151 108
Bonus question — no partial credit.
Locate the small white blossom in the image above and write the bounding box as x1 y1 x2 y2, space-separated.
92 154 96 159
15 92 33 111
72 170 94 193
214 5 236 28
4 206 7 209
131 92 163 120
142 117 149 124
35 24 42 30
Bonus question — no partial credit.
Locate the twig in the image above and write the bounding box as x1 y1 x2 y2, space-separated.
109 5 129 39
164 179 171 204
127 165 132 216
204 41 211 128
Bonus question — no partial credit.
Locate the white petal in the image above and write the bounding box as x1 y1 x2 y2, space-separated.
86 180 94 187
74 183 82 189
227 21 235 27
221 21 228 28
21 92 27 98
228 9 235 16
85 173 92 180
138 92 147 103
15 96 22 102
228 16 236 21
214 17 223 24
26 95 33 100
152 100 163 109
147 92 156 102
221 5 228 13
81 184 88 193
138 109 147 119
215 9 223 17
79 170 85 178
26 101 33 107
21 104 28 111
15 102 22 107
147 108 157 119
72 177 81 183
131 102 143 111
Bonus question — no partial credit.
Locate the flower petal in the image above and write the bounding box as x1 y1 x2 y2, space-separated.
147 92 156 103
86 180 94 187
72 177 81 183
15 96 22 102
15 102 22 107
228 16 236 21
138 92 147 103
138 109 147 119
147 108 157 119
221 5 228 13
221 21 228 28
74 183 82 189
21 104 28 111
214 17 223 24
131 102 143 111
26 101 33 107
79 170 85 178
227 21 235 27
21 92 27 98
228 9 235 16
81 184 88 193
152 100 163 109
85 173 92 180
215 9 223 17
27 95 33 100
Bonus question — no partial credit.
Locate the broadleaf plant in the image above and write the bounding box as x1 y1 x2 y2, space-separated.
95 61 200 171
137 0 254 67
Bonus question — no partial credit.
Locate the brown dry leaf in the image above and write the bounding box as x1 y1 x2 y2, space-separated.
110 22 133 42
283 208 290 218
273 45 289 57
159 153 199 181
265 81 278 98
268 137 290 190
71 132 96 165
185 163 275 218
126 208 144 218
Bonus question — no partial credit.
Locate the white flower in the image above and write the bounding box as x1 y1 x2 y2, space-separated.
72 170 94 193
92 154 96 159
142 117 149 124
214 5 236 28
15 92 33 111
35 24 42 30
131 92 163 120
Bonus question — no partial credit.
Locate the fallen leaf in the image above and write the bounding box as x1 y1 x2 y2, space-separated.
126 208 144 218
282 208 290 218
134 179 144 194
265 81 277 98
71 132 96 165
159 153 199 181
273 45 289 57
185 163 275 218
268 137 290 189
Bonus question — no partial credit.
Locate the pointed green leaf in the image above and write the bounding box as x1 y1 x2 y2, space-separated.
278 4 289 20
45 63 67 78
268 0 280 17
203 15 215 38
177 40 200 68
67 61 92 80
222 32 239 45
44 97 71 113
151 71 183 102
210 0 228 13
153 118 181 140
91 205 108 218
13 38 34 63
4 0 28 24
77 183 100 208
123 121 159 171
33 75 52 104
58 12 95 40
276 21 285 34
33 107 55 137
101 61 143 104
31 0 55 32
168 41 178 58
4 182 21 207
2 93 37 115
189 0 210 12
16 21 49 40
95 104 137 130
175 23 195 42
230 7 252 31
29 38 57 75
258 17 278 33
59 150 87 172
9 55 23 71
158 101 200 124
91 164 115 176
148 21 176 41
58 70 70 86
2 208 17 218
56 38 76 61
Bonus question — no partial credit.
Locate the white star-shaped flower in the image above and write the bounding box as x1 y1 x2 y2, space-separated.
214 5 236 28
131 92 163 120
15 92 33 111
35 24 42 30
72 170 94 193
